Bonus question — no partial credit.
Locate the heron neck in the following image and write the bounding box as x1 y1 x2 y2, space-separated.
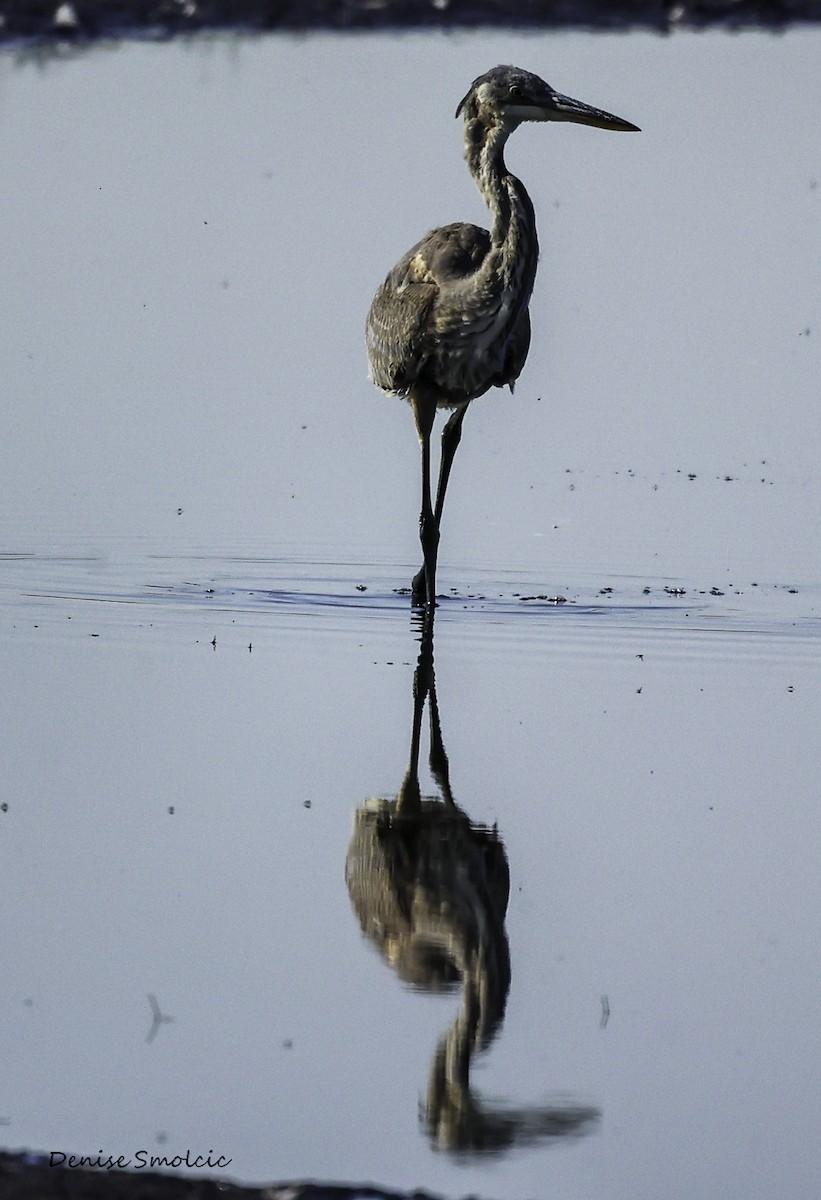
464 116 538 277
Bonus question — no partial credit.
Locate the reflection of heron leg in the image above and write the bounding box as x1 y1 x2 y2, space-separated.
411 391 439 611
398 626 434 814
428 662 455 809
411 403 468 608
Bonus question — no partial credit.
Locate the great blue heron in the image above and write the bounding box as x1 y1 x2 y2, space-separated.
366 65 639 611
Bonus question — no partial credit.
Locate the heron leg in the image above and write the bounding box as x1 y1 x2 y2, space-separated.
434 403 469 524
411 403 469 606
411 391 439 611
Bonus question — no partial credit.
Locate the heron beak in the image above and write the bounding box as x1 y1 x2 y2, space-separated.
538 92 640 132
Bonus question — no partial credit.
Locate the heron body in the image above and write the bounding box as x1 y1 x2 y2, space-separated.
366 65 639 612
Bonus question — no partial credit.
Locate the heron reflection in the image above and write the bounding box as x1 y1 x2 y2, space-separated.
345 629 598 1154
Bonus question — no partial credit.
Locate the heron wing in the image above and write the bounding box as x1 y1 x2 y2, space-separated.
366 271 437 395
366 223 491 395
501 307 531 392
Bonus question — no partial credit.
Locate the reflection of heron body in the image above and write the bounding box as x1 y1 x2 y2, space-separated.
346 632 599 1154
366 66 638 610
345 633 509 1006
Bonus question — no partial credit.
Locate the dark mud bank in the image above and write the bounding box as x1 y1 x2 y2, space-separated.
0 1152 452 1200
2 0 820 47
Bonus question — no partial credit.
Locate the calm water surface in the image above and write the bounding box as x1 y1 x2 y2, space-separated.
1 27 820 1200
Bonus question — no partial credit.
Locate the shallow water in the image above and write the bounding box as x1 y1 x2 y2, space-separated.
2 27 821 1200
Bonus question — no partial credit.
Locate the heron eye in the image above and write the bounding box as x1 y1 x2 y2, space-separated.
509 85 522 99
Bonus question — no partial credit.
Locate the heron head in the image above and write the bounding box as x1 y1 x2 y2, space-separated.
456 65 639 134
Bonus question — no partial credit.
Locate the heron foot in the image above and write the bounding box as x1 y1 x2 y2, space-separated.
411 566 433 608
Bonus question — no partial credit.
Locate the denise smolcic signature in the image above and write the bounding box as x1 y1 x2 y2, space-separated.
49 1151 232 1171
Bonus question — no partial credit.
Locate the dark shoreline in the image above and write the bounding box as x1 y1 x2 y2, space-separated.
1 0 820 48
0 1152 453 1200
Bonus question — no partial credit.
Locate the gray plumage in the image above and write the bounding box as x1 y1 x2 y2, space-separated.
366 67 540 405
366 66 639 610
366 220 532 405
